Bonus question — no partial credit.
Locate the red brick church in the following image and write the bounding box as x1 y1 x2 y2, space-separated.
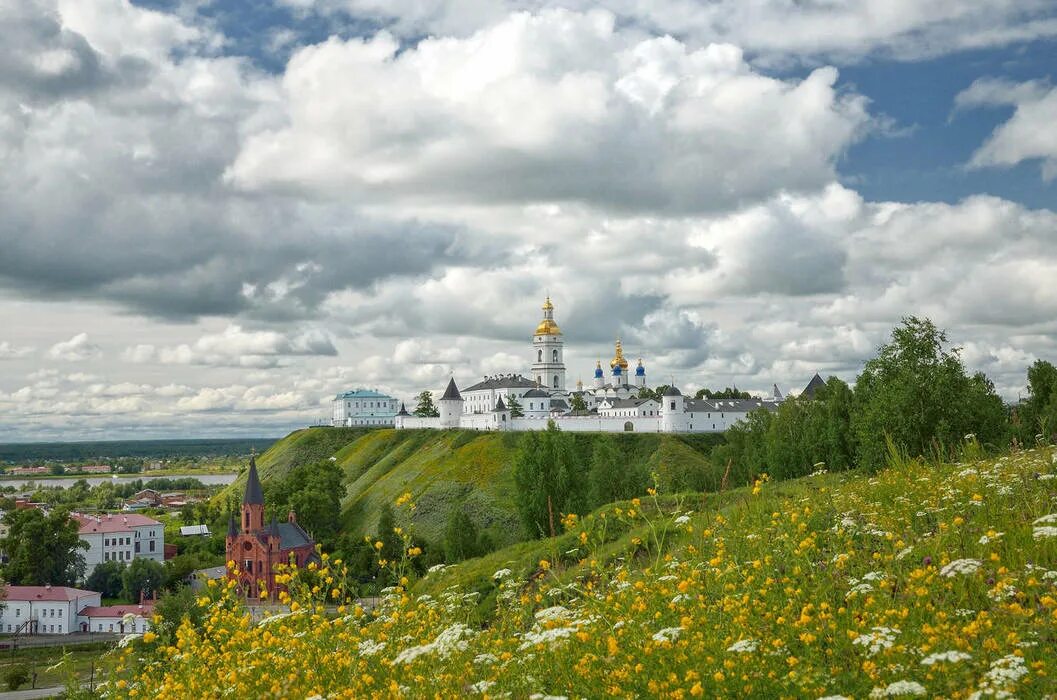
225 454 319 600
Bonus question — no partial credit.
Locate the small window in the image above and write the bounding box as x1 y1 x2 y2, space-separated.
538 349 542 362
670 401 675 410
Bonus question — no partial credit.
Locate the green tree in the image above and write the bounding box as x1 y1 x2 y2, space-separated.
442 508 481 563
152 587 205 645
413 391 440 418
569 393 588 412
853 317 1007 470
85 560 125 598
1015 360 1057 444
49 463 65 476
506 394 525 418
513 422 584 538
587 435 627 507
269 459 345 548
637 387 659 401
375 504 403 566
121 558 166 602
1 507 87 585
695 387 751 400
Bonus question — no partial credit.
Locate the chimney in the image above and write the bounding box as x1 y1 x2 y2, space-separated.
287 510 296 524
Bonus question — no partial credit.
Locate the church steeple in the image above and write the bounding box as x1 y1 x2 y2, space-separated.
241 451 265 533
532 296 566 391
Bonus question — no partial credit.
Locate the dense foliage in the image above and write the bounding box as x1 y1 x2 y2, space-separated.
513 422 587 537
86 560 126 599
718 317 1010 481
263 459 344 549
0 507 87 586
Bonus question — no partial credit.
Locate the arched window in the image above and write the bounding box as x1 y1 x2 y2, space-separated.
552 349 558 362
624 421 634 432
538 349 542 362
553 375 559 388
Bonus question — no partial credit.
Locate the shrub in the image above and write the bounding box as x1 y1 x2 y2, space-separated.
4 666 29 691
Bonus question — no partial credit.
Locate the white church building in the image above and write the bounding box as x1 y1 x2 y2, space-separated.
394 298 785 434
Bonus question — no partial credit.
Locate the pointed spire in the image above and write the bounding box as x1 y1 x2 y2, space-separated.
440 377 462 401
494 395 506 411
243 452 264 505
397 402 409 416
227 511 237 537
268 515 280 537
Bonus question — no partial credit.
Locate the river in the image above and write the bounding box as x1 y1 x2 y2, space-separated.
3 472 238 489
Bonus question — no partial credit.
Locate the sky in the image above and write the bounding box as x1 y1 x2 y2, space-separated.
1 0 1056 441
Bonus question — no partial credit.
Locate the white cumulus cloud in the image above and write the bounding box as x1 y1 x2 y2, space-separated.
47 332 101 361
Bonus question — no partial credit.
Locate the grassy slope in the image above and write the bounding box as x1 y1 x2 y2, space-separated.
223 427 721 548
110 446 1057 698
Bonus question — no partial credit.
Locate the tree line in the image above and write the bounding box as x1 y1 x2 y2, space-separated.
509 317 1057 539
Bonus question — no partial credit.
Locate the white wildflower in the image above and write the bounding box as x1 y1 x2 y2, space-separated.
392 623 474 665
940 558 982 577
853 627 900 656
847 583 874 597
470 681 494 693
357 639 386 657
651 627 683 643
726 639 758 653
492 568 512 580
674 515 691 525
921 650 971 665
518 627 578 650
978 531 1003 545
427 563 448 574
869 680 927 697
118 633 142 648
474 653 498 665
895 547 913 560
534 606 571 623
1034 513 1057 525
1032 526 1057 540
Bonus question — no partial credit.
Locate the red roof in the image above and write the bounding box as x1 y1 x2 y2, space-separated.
4 586 99 602
72 513 161 534
79 603 154 617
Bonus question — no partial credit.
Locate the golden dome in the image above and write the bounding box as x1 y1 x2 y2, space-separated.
534 296 561 335
610 339 629 369
535 319 562 335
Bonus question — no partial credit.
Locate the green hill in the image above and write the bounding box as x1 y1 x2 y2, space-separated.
110 445 1057 699
225 427 724 547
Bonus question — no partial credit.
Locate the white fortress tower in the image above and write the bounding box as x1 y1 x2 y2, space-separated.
438 377 464 427
659 385 687 432
531 297 566 391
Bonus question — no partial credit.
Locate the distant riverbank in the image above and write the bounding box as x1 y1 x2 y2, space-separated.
0 437 278 462
1 472 239 489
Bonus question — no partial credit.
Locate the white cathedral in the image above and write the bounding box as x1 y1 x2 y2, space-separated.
391 298 786 434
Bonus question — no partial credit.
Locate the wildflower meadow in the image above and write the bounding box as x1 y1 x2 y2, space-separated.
94 446 1057 698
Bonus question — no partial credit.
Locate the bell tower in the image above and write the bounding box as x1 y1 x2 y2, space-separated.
531 297 566 391
241 452 265 533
